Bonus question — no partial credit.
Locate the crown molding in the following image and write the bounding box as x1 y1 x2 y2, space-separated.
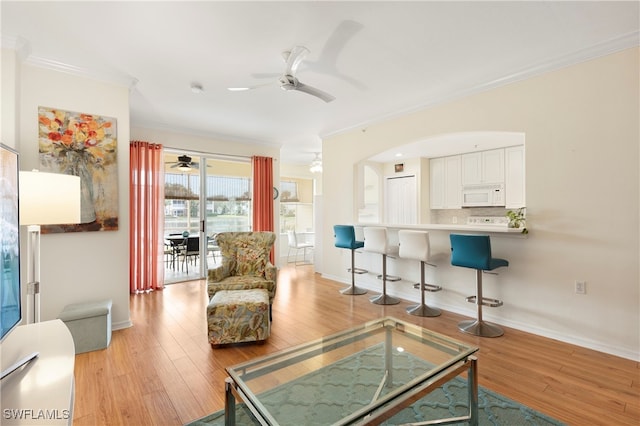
324 30 640 140
24 55 139 90
131 120 283 150
2 35 138 89
1 35 31 60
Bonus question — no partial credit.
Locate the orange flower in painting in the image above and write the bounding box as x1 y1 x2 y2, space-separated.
60 129 73 145
38 108 116 171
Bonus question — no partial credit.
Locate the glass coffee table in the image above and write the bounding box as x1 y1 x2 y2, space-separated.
224 317 479 425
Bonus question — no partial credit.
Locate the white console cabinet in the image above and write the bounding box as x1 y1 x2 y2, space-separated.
0 320 75 425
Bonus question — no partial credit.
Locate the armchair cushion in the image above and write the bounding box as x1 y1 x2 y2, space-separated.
236 247 267 276
207 232 277 304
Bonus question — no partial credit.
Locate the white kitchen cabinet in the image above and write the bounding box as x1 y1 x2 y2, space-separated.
444 155 461 208
430 155 461 209
505 145 525 208
430 157 445 209
462 148 505 185
461 152 481 185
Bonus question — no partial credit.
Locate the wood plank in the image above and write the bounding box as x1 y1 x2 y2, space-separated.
70 265 639 426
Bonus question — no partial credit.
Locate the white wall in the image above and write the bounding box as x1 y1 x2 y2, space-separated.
1 49 19 149
10 61 132 329
322 47 640 360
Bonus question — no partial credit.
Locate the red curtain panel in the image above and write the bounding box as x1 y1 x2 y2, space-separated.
130 141 165 293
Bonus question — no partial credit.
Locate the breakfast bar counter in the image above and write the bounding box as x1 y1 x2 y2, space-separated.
354 222 527 236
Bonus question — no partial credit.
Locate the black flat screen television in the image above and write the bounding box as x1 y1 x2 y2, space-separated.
0 143 22 342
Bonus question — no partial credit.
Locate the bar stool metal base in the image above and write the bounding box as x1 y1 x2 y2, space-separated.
340 285 367 295
369 294 400 305
458 319 504 338
340 248 368 296
376 274 401 282
407 303 441 317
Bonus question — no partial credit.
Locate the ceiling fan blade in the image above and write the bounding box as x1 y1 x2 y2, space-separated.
316 20 363 66
284 46 309 76
250 72 280 80
227 81 277 92
294 82 336 103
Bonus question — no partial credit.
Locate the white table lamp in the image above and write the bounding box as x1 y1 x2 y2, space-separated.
19 170 81 324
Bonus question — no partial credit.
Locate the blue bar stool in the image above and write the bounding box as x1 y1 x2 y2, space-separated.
333 225 367 295
363 227 400 305
450 234 508 337
398 230 442 317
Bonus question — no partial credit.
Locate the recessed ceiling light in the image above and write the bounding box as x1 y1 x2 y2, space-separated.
227 87 250 91
190 83 204 94
395 153 403 157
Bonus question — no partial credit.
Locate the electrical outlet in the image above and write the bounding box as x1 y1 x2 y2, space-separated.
575 281 587 295
452 216 458 224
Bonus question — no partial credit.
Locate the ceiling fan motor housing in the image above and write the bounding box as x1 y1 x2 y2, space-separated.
280 75 298 91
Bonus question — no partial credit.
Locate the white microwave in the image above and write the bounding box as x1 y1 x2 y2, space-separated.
461 184 505 207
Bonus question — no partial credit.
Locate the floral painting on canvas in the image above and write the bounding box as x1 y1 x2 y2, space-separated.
38 106 118 233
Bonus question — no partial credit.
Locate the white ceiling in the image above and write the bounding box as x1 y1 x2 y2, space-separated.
1 1 638 165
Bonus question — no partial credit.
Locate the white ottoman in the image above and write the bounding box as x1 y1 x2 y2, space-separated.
58 299 112 354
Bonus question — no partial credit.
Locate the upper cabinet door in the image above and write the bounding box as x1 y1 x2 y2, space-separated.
429 157 445 209
482 149 505 184
430 155 461 209
444 155 461 208
505 145 526 208
461 152 482 185
462 149 504 185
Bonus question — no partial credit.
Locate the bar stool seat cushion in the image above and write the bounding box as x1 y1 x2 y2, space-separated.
334 225 365 250
450 234 508 271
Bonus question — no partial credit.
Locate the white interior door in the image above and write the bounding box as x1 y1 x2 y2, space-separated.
385 175 417 224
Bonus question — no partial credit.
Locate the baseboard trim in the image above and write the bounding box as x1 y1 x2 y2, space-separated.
320 272 638 361
112 320 133 331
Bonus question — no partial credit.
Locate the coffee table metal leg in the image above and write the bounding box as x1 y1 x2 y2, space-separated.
225 378 236 426
385 327 392 386
468 356 479 426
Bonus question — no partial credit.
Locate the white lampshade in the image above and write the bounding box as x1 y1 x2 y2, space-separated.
19 170 82 225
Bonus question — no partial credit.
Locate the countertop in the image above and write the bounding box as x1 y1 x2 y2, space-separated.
354 222 527 235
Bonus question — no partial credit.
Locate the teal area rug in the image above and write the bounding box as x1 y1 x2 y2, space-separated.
187 345 564 426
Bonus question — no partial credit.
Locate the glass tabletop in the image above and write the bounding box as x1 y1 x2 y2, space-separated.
225 316 479 425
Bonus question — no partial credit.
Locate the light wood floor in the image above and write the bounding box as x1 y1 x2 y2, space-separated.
73 265 639 426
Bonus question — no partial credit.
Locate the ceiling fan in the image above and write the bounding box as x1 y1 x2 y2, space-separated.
166 155 200 171
228 46 336 103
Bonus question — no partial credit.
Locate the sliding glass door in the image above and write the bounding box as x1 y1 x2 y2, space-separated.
164 151 251 283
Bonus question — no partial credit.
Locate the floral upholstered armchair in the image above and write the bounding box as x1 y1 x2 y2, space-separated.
207 232 277 317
